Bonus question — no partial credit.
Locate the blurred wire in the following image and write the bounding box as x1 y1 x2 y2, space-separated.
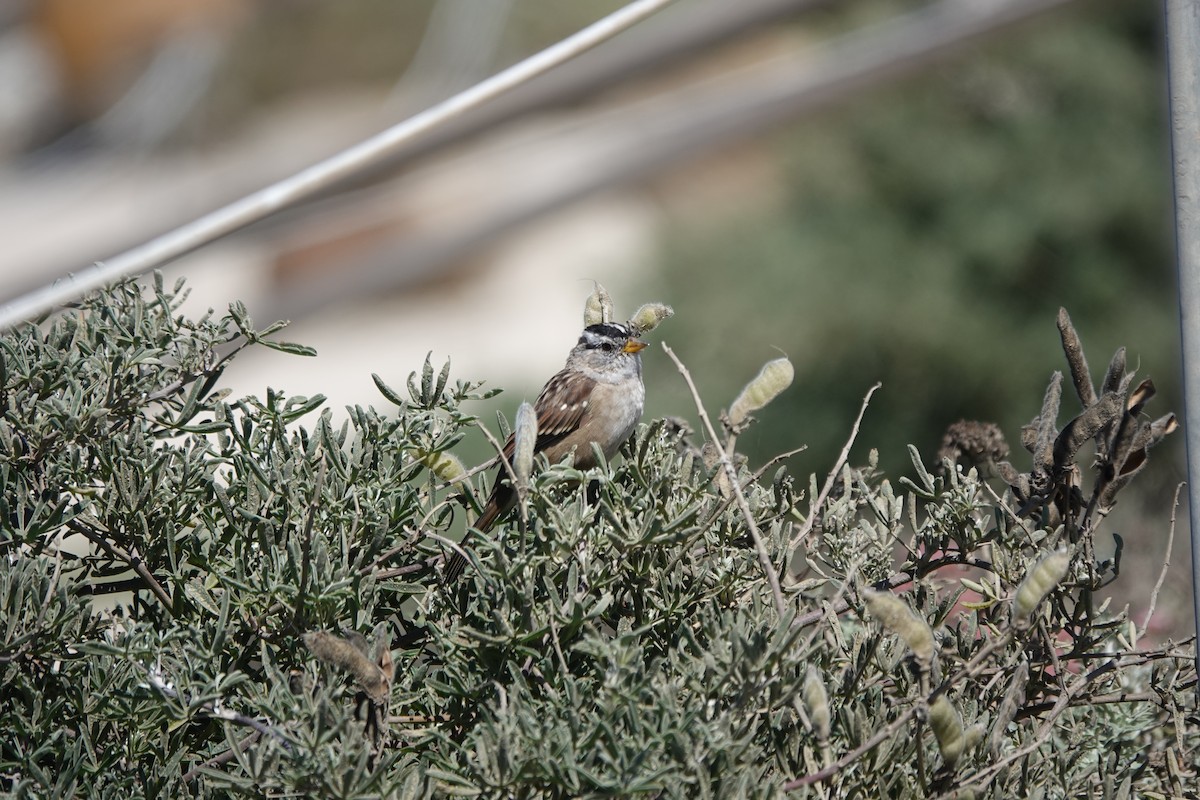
257 0 1079 321
1163 0 1200 685
0 0 678 330
329 0 840 191
0 0 1079 328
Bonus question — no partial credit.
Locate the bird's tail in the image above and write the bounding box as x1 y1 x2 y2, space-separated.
442 486 509 584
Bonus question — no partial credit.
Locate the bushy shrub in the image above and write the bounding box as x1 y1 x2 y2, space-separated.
1 279 1194 797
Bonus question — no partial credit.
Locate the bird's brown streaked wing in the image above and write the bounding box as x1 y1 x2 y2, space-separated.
492 369 595 463
532 368 595 449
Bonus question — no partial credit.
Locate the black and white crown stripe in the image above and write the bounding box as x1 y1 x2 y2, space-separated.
579 323 635 349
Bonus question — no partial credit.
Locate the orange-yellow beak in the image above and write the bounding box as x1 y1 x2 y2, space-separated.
623 339 648 354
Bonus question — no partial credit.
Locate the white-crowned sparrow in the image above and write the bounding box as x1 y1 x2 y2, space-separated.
445 322 648 581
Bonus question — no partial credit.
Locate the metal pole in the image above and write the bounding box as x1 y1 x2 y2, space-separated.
1164 0 1200 686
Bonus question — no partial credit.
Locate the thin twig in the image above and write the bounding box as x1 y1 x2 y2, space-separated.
144 337 249 405
425 530 472 568
797 559 860 654
446 454 500 485
69 520 174 612
375 557 444 580
291 462 327 631
982 481 1040 548
181 731 262 782
359 532 422 576
477 423 517 492
662 343 786 617
749 445 810 484
0 0 678 329
785 631 1014 789
703 445 809 533
789 383 881 550
925 646 1193 800
138 662 292 753
1141 482 1183 638
784 702 919 788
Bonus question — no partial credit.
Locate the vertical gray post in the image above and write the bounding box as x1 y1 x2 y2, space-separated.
1165 0 1200 682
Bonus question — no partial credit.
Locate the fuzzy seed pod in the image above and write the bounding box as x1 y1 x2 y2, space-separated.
1097 412 1178 513
802 666 831 741
1152 412 1179 440
928 694 966 769
423 451 466 483
303 631 389 702
964 723 986 752
989 658 1028 758
1056 308 1096 407
994 460 1022 488
1052 392 1122 474
1100 346 1127 398
584 282 614 326
1012 549 1071 625
862 588 935 665
728 358 794 428
628 302 674 334
1126 378 1156 414
512 401 538 489
1031 371 1063 478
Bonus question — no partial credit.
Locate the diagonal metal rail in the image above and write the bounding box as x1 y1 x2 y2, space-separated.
2 0 1077 330
0 0 678 330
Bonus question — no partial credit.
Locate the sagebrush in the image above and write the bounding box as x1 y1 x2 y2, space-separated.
1 279 1194 798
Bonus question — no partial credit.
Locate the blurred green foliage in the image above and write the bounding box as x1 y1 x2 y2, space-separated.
654 3 1180 490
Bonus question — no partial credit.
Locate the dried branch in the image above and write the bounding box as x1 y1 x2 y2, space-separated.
181 731 262 783
785 633 1014 789
1141 483 1183 638
139 662 292 753
68 520 174 612
789 383 881 550
662 343 786 617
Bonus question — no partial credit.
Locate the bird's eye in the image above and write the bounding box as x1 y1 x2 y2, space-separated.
600 342 616 352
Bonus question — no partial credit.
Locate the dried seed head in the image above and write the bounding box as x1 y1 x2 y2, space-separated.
1098 412 1177 513
512 401 538 488
423 451 466 483
1052 392 1122 474
303 631 389 703
1152 413 1179 439
928 694 966 769
1100 346 1127 397
628 302 674 334
862 588 935 665
937 420 1009 474
583 282 614 326
1127 378 1156 414
1012 549 1071 625
729 358 795 428
1032 371 1063 477
1056 308 1097 407
802 666 831 741
989 658 1028 758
